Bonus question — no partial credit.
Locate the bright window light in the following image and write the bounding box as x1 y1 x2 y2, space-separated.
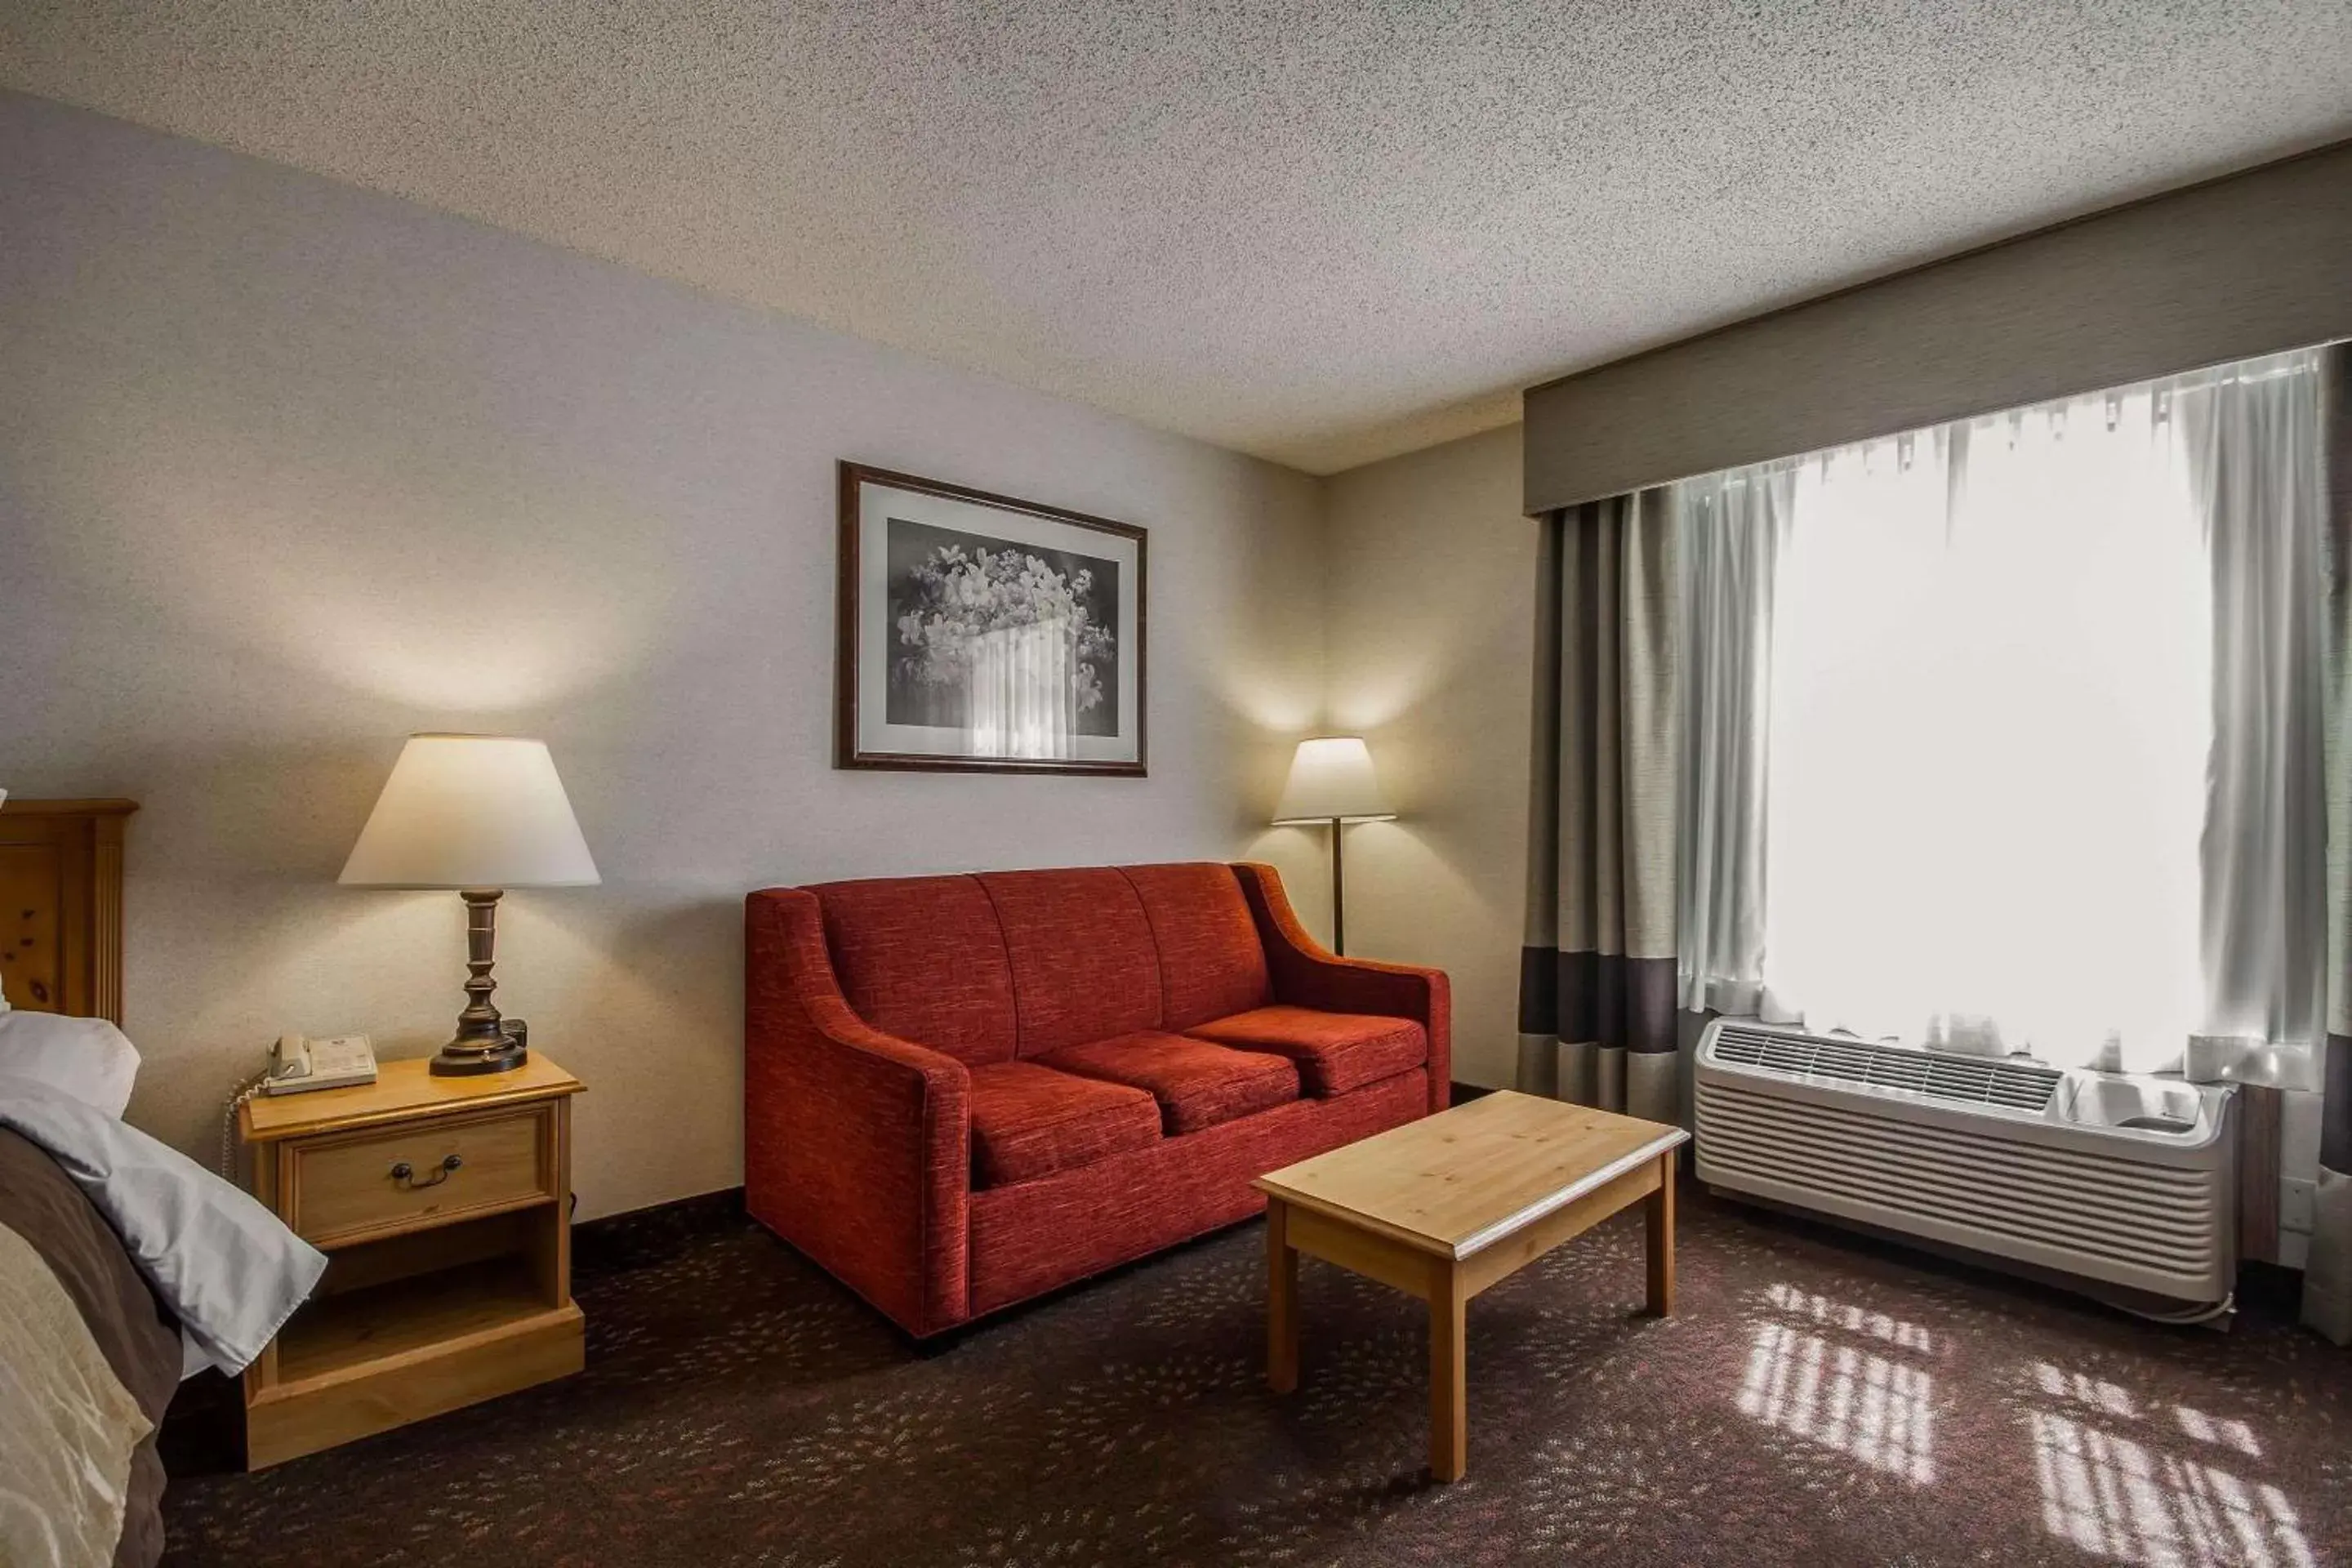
1758 389 2209 1070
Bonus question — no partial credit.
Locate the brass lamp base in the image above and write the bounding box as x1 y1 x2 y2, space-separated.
429 889 532 1077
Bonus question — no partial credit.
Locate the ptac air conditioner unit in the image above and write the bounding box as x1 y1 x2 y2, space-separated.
1694 1018 2236 1312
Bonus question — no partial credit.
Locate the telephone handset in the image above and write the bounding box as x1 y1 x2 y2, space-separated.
219 1034 379 1177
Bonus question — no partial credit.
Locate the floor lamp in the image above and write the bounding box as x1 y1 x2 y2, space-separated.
1272 737 1394 956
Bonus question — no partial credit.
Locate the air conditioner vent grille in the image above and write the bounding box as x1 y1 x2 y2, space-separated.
1694 1080 2229 1298
1711 1023 2060 1113
1695 1018 2234 1305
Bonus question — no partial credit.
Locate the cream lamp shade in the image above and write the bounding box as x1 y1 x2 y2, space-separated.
340 735 599 889
1272 737 1395 825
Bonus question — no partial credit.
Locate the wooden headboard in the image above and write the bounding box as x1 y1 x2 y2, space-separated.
0 800 136 1022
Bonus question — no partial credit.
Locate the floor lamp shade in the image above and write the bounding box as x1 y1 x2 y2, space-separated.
1271 737 1394 826
1272 737 1392 957
341 735 598 1075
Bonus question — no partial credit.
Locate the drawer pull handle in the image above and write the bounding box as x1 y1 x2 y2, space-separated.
390 1154 463 1189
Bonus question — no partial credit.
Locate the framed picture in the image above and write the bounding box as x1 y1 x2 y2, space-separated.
836 462 1147 775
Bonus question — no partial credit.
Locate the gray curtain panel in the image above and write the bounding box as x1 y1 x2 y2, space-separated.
1519 490 1682 1123
2306 345 2352 1343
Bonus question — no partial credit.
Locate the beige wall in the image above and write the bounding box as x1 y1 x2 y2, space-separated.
1320 425 1536 1090
0 92 1330 1218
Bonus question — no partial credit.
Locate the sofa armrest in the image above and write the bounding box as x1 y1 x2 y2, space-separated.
744 889 971 1336
1229 862 1452 1111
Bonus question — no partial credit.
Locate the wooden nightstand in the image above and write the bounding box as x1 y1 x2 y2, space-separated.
237 1054 586 1468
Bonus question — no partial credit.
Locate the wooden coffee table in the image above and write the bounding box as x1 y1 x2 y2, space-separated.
1254 1090 1689 1481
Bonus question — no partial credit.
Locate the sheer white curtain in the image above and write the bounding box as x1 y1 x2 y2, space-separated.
2182 354 2329 1085
1677 465 1791 1020
1679 349 2328 1079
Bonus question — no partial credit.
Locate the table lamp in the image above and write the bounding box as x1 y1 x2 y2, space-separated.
340 735 599 1075
1271 736 1394 956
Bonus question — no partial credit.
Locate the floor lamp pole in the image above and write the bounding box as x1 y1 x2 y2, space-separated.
1330 816 1346 956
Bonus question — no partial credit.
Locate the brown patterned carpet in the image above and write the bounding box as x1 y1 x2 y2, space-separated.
158 1184 2351 1566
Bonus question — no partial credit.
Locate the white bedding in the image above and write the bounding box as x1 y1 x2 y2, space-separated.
0 1076 326 1377
0 1218 151 1568
0 1011 143 1117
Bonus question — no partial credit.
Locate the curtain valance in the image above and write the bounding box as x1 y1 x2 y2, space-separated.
1522 143 2352 516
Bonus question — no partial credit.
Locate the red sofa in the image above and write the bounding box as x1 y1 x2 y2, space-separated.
744 861 1449 1336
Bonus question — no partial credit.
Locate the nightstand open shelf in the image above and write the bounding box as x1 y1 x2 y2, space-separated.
239 1055 586 1468
274 1252 570 1390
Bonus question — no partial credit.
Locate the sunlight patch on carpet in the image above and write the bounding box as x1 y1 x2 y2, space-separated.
1735 1287 1936 1482
1762 1282 1937 1353
2174 1404 2262 1459
2028 1361 2310 1567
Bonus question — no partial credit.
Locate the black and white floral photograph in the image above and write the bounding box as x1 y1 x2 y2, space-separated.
837 463 1146 774
884 518 1120 737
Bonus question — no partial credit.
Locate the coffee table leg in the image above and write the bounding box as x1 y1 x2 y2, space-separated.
1429 1258 1467 1481
1646 1150 1677 1316
1267 1198 1299 1394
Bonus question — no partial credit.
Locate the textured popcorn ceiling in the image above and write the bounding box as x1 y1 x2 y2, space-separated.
5 2 2350 474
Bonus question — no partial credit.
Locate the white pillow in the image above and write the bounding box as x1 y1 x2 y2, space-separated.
0 1013 141 1117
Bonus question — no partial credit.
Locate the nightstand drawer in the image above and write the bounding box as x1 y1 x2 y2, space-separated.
287 1107 554 1245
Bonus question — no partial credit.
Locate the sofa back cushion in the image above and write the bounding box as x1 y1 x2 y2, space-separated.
1120 862 1272 1031
976 868 1163 1055
808 875 1018 1065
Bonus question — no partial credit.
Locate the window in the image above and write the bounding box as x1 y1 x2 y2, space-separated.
1680 351 2326 1075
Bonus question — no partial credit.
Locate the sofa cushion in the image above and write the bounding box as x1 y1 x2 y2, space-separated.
1042 1031 1299 1134
1119 863 1272 1031
966 1071 1429 1320
810 875 1018 1065
977 869 1163 1055
1183 1006 1429 1097
967 1061 1162 1188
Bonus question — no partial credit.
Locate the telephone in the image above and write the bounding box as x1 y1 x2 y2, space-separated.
219 1034 379 1177
265 1032 379 1095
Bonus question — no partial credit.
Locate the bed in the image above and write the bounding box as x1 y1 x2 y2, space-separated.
0 798 325 1568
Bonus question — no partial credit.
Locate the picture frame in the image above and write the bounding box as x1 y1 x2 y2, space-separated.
835 461 1148 775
